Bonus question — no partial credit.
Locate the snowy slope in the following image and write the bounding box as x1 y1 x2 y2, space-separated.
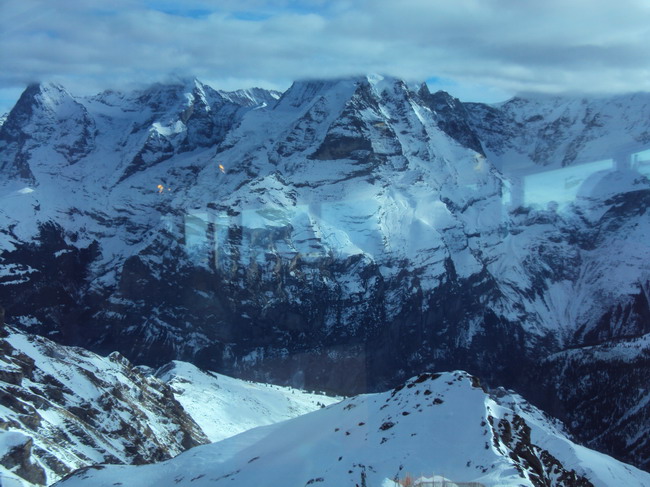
155 361 340 442
54 372 650 487
3 77 647 361
464 94 650 341
0 75 508 372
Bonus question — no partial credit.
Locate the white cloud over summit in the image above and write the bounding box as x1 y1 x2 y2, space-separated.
1 0 649 111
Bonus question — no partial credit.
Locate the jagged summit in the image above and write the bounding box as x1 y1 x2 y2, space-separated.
16 82 71 103
0 82 74 134
89 78 280 111
273 77 358 109
218 86 282 108
0 81 94 179
273 74 436 110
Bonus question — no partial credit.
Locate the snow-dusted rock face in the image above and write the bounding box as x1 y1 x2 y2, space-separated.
52 372 650 487
0 326 208 486
1 76 649 469
464 94 650 169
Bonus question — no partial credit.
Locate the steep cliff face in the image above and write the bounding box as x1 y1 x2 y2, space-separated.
0 83 96 179
0 76 649 469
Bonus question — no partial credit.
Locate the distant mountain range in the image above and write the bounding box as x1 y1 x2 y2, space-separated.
1 75 649 473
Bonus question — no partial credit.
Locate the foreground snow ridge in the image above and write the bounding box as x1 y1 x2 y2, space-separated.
54 372 650 487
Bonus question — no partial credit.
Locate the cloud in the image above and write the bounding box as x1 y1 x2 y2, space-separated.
1 0 649 112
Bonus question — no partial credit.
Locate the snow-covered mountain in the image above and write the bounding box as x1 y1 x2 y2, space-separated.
0 75 649 470
0 325 335 486
53 372 650 487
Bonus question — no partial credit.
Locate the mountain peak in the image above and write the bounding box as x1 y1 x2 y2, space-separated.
271 74 419 113
364 73 408 92
5 82 72 119
275 77 359 109
218 86 281 108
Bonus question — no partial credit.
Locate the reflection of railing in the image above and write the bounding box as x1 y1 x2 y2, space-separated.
521 158 613 208
413 483 485 487
502 143 650 210
392 474 486 487
182 198 382 264
632 149 650 177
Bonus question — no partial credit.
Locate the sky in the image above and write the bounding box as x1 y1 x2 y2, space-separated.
1 0 650 114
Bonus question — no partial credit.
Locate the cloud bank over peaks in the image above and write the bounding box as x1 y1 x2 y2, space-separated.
1 0 649 113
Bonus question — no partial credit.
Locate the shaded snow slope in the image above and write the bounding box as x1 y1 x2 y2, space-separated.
532 334 650 472
54 372 650 487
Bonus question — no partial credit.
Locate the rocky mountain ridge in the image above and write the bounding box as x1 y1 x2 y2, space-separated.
0 324 207 486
